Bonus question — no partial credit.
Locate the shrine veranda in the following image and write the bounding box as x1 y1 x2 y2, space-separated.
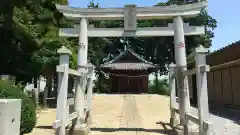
54 1 212 135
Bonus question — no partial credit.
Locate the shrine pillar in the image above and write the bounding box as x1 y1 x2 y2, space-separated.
173 16 190 130
74 17 88 127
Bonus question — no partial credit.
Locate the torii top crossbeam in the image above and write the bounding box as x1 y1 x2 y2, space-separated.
56 2 207 21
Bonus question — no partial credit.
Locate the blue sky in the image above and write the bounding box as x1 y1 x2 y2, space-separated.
69 0 240 51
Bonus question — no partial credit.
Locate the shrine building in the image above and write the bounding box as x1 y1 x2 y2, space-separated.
101 49 157 93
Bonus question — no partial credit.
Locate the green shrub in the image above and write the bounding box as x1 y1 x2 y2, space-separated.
0 79 36 134
148 79 170 95
93 76 110 93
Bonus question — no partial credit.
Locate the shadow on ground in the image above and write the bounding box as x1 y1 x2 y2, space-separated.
90 127 174 134
36 122 177 134
90 121 176 134
191 101 240 124
36 126 53 129
209 104 240 124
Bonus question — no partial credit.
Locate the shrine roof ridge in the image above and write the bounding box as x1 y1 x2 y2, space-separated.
101 48 157 68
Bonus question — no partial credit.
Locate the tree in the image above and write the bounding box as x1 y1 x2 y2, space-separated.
0 0 74 83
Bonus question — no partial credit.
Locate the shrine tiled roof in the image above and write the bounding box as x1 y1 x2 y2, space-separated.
101 49 157 70
101 62 156 70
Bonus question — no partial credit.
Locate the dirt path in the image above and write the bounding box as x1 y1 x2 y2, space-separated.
27 94 173 135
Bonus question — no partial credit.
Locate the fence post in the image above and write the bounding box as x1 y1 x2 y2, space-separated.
195 45 211 135
74 75 87 127
169 63 178 126
56 46 72 135
86 63 95 125
86 66 94 111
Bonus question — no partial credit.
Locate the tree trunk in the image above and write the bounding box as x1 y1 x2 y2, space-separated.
155 71 159 90
2 2 13 29
33 76 39 107
53 72 58 98
48 76 52 97
43 75 52 108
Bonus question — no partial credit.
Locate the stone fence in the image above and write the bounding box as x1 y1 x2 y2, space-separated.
169 45 212 135
52 46 94 135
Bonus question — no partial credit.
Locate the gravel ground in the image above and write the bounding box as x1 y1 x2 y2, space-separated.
26 94 240 135
207 113 240 135
175 103 240 135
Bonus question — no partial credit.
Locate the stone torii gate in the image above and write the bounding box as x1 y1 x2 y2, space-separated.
55 1 208 135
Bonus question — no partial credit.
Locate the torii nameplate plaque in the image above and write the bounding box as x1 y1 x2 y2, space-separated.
124 4 137 31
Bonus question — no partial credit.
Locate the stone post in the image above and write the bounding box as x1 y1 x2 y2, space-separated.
56 46 72 135
74 17 88 127
173 16 190 130
169 63 178 126
195 45 210 135
0 99 22 135
86 64 95 125
86 65 94 111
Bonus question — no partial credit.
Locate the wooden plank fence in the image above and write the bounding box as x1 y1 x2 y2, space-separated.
208 60 240 107
188 41 240 109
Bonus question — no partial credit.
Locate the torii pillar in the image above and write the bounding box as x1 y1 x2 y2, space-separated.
173 16 190 130
74 17 89 130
